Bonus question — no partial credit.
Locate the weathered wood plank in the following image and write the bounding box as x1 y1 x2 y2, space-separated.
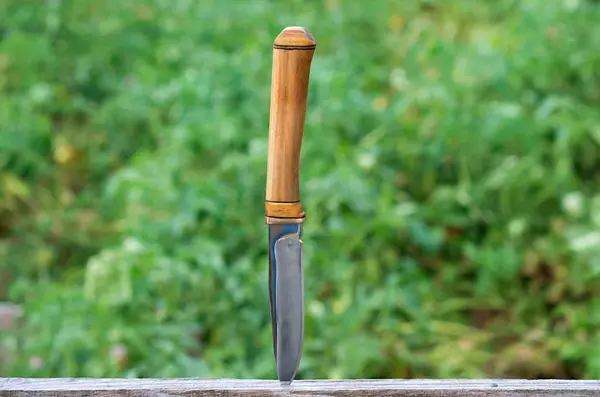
1 379 600 397
0 303 21 331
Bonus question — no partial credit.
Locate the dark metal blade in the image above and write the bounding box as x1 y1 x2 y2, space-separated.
268 223 303 382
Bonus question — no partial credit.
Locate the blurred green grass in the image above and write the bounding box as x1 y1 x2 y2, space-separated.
2 0 600 380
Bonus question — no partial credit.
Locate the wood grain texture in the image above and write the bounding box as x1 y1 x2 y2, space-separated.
0 302 21 331
2 379 600 397
265 26 316 212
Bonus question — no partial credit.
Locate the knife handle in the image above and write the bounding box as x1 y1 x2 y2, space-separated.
265 26 316 222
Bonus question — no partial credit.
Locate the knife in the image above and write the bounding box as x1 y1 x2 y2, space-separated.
265 26 316 383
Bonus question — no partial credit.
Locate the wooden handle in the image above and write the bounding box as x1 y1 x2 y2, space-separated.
265 26 316 219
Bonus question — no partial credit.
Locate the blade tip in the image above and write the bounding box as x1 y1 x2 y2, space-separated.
277 365 299 384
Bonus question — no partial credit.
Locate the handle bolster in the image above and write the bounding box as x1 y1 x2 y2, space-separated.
265 201 305 218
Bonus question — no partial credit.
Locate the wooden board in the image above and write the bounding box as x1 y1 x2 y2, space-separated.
2 378 600 397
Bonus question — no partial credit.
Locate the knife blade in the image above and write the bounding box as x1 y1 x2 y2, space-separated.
264 26 316 383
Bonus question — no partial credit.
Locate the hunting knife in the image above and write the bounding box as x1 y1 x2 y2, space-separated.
265 26 316 383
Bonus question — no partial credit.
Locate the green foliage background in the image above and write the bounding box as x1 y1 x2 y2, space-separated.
2 0 600 380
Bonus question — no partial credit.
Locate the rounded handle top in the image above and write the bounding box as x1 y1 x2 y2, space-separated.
274 26 316 49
